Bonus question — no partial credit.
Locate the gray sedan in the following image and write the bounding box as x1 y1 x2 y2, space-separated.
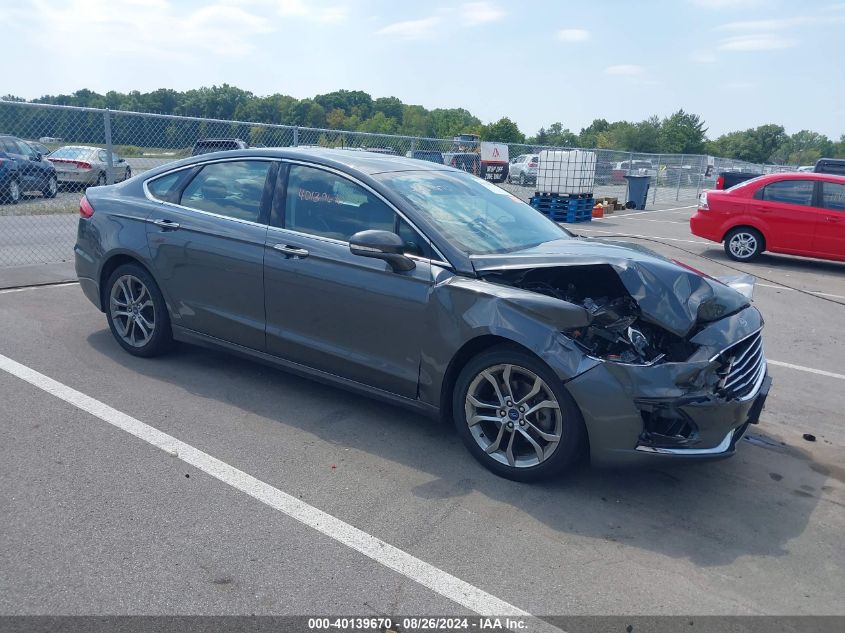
48 145 132 187
74 148 770 481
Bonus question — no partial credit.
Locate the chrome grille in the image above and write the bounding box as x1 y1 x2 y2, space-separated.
716 331 766 400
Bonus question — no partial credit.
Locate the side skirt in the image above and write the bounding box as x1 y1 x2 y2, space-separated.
172 326 440 419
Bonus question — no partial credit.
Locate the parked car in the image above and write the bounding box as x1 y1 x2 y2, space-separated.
814 158 845 177
25 140 52 157
715 171 761 190
47 145 132 187
0 134 58 203
442 152 481 176
611 160 656 183
406 150 444 164
797 165 815 173
691 172 845 262
75 148 769 481
507 154 539 186
594 161 614 185
191 138 248 156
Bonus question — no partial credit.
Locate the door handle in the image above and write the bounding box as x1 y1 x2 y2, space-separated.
272 243 309 258
151 219 180 231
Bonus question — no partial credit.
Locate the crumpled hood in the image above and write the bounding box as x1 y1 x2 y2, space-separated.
470 238 750 337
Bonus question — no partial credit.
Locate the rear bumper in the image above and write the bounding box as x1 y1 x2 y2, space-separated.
689 211 722 242
56 170 97 184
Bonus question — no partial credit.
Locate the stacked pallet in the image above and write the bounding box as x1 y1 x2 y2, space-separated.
530 192 594 223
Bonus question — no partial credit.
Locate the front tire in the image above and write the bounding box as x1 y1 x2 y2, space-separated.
96 172 107 186
3 179 21 204
105 263 173 357
452 345 587 481
724 227 764 262
124 167 132 181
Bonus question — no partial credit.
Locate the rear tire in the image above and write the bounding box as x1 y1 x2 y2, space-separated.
96 172 106 186
105 263 173 357
124 167 132 181
519 172 526 186
724 227 764 262
452 345 587 481
42 174 58 198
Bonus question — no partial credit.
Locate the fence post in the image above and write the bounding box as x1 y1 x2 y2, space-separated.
103 108 114 185
293 126 299 147
652 154 662 204
675 159 683 201
695 155 705 199
409 139 415 158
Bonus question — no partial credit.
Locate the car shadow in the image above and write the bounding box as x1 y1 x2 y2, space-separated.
86 329 836 568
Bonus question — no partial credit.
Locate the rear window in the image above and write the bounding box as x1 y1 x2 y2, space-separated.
146 171 185 203
50 147 94 160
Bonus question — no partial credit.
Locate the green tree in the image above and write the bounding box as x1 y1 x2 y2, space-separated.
658 110 706 154
482 117 525 143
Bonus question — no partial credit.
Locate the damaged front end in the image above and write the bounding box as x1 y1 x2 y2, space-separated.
474 251 770 462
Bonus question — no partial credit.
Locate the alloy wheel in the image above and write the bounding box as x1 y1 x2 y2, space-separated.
729 232 757 259
8 180 21 203
47 176 57 197
109 274 156 348
464 364 562 468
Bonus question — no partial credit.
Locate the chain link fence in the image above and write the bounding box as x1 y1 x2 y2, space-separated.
0 100 794 270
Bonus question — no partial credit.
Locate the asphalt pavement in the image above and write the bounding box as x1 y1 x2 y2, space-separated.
1 202 844 619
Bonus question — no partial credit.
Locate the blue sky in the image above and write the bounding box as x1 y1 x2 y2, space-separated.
4 0 844 138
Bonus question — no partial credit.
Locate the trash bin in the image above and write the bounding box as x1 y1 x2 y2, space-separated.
624 175 651 210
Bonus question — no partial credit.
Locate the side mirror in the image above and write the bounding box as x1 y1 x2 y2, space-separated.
349 230 415 272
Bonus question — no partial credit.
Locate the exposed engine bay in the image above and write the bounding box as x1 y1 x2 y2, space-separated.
480 264 698 365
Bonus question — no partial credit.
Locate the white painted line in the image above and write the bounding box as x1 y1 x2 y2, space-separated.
0 281 79 295
0 353 557 629
575 226 708 245
768 359 845 381
612 218 687 225
612 205 696 217
757 282 845 301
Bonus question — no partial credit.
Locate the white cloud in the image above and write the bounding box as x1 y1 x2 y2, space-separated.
605 64 644 76
376 17 441 39
557 29 590 42
460 2 505 25
719 17 815 30
717 33 796 50
26 0 273 59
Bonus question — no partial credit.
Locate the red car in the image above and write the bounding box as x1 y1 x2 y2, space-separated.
690 172 845 262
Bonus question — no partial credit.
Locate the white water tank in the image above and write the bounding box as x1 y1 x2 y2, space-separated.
537 150 596 194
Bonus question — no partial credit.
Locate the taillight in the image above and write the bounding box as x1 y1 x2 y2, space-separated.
715 175 724 189
75 161 92 169
79 195 94 218
450 158 457 166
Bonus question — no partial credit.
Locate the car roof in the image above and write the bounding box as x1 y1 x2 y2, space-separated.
758 171 845 183
276 148 452 174
151 147 454 177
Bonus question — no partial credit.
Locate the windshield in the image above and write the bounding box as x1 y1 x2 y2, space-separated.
376 170 570 255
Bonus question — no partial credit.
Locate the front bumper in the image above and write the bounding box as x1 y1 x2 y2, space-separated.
566 353 771 468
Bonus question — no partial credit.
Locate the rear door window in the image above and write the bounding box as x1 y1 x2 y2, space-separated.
821 181 845 212
757 180 814 205
147 171 186 203
180 160 272 223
